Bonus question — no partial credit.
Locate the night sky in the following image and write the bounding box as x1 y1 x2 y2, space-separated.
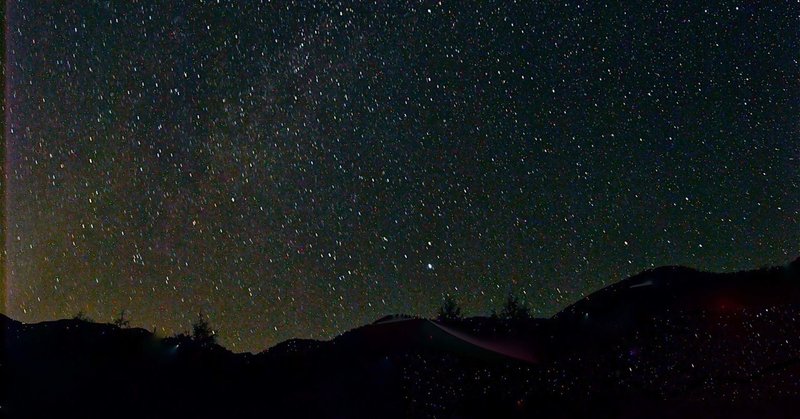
5 1 798 352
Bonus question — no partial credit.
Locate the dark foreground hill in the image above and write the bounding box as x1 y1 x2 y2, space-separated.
3 258 800 418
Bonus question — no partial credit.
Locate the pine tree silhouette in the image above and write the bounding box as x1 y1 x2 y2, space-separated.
500 293 530 320
191 312 216 346
437 296 463 322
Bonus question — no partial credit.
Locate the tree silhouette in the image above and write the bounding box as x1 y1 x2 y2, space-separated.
437 296 463 322
191 312 216 346
500 293 530 320
113 309 130 328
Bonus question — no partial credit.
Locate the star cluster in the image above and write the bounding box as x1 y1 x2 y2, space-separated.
6 1 798 352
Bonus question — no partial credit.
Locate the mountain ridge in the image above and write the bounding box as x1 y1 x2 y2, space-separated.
3 257 800 418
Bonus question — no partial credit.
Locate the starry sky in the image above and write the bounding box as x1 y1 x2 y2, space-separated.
4 1 798 352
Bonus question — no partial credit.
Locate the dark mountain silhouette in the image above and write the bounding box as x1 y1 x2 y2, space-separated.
3 258 800 418
558 263 800 324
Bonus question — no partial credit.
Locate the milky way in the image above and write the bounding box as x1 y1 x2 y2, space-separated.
5 1 798 352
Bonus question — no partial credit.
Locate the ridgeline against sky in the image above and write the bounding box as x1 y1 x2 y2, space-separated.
6 1 798 352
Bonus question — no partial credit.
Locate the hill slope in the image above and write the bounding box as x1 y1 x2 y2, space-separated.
2 258 799 418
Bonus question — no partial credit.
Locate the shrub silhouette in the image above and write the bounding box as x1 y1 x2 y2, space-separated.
73 310 93 322
437 296 463 322
112 309 130 328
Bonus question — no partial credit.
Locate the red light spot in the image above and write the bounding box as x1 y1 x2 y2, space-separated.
714 296 741 312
